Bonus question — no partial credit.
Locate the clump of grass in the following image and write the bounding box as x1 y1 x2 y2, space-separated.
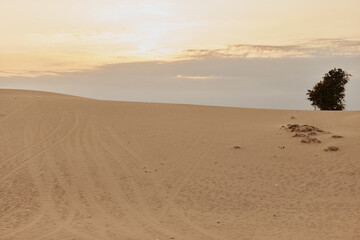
301 137 321 144
332 135 344 139
287 124 326 133
324 146 339 152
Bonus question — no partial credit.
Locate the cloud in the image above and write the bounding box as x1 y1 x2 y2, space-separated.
176 74 215 80
182 38 360 59
1 55 359 110
2 38 359 78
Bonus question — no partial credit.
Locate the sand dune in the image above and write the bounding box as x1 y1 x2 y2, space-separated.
0 89 359 240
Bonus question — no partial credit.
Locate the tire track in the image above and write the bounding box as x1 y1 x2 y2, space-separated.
0 112 79 183
104 124 206 196
159 133 226 240
158 131 218 216
0 112 79 239
100 124 221 239
0 203 49 240
29 160 78 240
0 98 39 124
104 126 222 239
92 128 184 239
0 112 65 168
31 209 76 240
60 116 145 240
0 101 20 114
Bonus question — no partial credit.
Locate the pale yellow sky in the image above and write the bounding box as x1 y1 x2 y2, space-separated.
1 0 360 76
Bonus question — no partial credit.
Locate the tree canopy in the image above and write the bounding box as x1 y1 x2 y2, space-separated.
307 68 351 110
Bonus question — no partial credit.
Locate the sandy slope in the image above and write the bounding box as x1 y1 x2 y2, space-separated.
0 89 359 240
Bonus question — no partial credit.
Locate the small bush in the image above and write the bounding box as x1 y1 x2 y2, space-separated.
324 146 339 152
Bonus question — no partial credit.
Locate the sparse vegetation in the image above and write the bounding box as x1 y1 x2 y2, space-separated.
284 124 328 144
287 124 326 133
301 137 321 144
324 146 339 152
293 133 307 138
332 135 344 139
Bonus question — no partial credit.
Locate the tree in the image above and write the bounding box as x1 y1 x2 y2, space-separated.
307 68 351 110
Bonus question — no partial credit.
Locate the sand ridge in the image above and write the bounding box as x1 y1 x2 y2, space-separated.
0 89 359 240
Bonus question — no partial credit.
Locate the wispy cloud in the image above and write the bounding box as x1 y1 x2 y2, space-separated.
182 39 360 59
1 38 359 78
176 74 215 80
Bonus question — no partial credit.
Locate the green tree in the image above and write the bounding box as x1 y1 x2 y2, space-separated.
307 68 351 110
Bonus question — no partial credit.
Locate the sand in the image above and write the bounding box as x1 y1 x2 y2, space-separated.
0 89 359 240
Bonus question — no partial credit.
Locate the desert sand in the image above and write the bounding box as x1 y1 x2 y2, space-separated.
0 89 359 240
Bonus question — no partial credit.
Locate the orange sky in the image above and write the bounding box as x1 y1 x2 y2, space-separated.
1 0 360 76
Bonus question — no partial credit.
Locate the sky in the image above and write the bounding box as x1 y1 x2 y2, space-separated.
0 0 359 109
